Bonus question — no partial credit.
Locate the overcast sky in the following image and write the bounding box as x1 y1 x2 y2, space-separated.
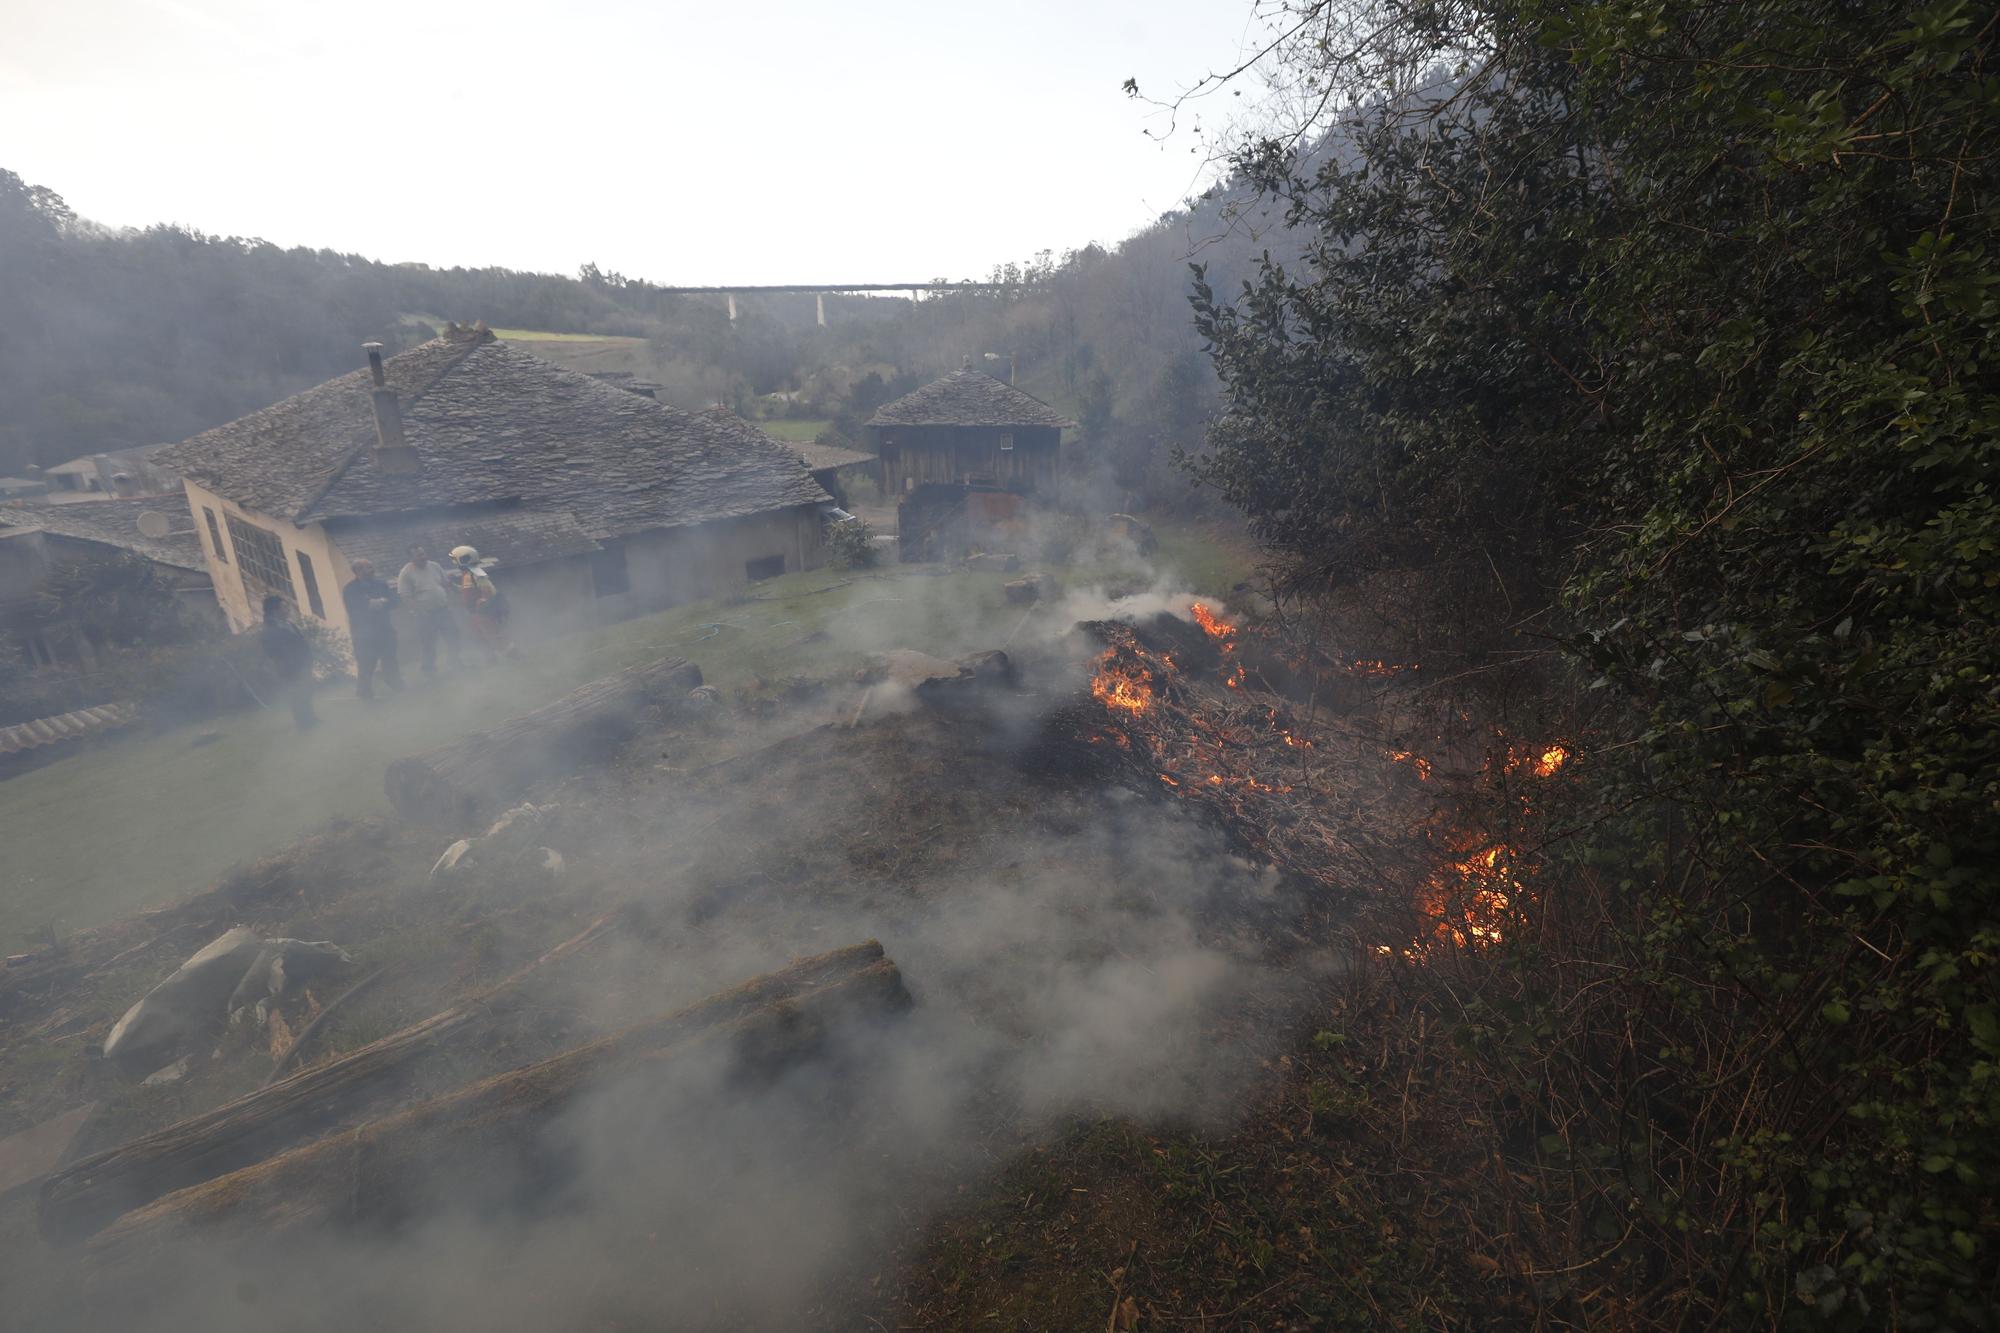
2 0 1261 285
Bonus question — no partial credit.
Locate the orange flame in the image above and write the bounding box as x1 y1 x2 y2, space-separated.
1501 742 1572 778
1090 649 1155 716
1189 602 1236 645
1349 658 1417 678
1418 843 1519 948
1385 749 1434 781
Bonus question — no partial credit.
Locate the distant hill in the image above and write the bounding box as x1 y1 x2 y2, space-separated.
0 162 1306 507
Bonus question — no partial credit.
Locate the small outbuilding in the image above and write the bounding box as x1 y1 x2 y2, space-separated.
0 496 216 671
865 368 1075 501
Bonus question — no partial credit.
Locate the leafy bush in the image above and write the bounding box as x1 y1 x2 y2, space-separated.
825 519 878 570
1193 0 2000 1322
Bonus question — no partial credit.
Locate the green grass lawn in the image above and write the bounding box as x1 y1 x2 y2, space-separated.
755 419 831 442
0 521 1254 951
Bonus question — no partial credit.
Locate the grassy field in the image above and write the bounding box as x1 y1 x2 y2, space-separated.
755 418 831 442
488 329 655 378
0 521 1254 951
487 328 648 345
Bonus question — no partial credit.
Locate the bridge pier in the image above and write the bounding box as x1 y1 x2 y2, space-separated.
815 293 826 327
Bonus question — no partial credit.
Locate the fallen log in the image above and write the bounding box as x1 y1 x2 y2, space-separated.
0 820 390 1025
43 920 882 1246
39 910 625 1245
87 947 908 1268
384 655 702 827
262 964 390 1087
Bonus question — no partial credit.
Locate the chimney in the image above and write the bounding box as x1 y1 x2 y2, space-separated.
363 342 420 476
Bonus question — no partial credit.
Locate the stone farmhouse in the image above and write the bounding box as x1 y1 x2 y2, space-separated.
157 325 833 650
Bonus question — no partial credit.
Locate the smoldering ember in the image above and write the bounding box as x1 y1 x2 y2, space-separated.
3 4 1995 1330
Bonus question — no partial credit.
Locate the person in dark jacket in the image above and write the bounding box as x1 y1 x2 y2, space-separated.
258 595 319 730
340 558 403 700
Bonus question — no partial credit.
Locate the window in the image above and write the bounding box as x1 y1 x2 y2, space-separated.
590 542 630 597
998 432 1015 452
225 513 297 612
203 507 228 563
745 554 785 582
296 550 326 619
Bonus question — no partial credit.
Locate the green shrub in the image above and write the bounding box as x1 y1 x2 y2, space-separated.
1193 0 2000 1321
826 519 878 570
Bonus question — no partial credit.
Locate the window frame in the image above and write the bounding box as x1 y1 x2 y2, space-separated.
295 549 326 619
224 513 298 613
203 507 229 563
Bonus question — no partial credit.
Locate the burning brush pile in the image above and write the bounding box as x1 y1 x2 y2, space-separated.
1065 600 1569 955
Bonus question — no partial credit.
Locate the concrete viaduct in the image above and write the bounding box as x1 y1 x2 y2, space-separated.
651 282 1020 326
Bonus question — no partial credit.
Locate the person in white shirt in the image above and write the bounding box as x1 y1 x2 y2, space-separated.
395 544 459 675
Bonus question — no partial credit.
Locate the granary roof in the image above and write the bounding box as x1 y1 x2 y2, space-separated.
0 497 206 572
157 327 830 536
866 369 1076 430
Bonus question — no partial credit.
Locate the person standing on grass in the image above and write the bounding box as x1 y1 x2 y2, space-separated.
341 558 403 700
450 545 519 664
258 595 318 731
396 544 459 675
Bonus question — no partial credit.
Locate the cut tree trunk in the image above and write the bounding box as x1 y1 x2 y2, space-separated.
0 819 391 1025
40 909 632 1245
43 915 882 1247
86 947 908 1270
383 655 701 827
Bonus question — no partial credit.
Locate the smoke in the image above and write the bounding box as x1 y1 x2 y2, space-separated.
1043 574 1228 639
66 763 1317 1332
8 517 1323 1330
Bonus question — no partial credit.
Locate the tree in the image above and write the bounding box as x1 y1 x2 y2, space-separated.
1186 0 2000 1321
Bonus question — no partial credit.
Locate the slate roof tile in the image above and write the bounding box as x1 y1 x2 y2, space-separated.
327 509 602 576
0 497 207 572
156 328 830 537
866 368 1076 429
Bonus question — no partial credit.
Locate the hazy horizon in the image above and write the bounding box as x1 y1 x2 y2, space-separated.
3 0 1259 285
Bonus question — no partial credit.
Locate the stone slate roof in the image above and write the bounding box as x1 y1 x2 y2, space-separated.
0 498 206 572
328 508 602 576
791 441 877 473
0 702 139 758
866 369 1076 430
157 327 830 537
45 441 175 476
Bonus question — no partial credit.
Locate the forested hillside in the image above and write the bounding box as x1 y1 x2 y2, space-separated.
0 165 1287 508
